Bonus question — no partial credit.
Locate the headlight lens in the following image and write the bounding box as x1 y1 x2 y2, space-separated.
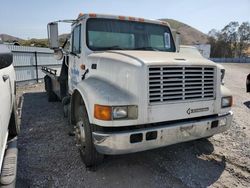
221 96 233 108
94 104 138 120
112 106 128 119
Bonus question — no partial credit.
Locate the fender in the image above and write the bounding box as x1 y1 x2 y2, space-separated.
221 85 232 97
71 77 137 125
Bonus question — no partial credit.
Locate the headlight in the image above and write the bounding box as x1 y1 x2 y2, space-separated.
221 96 233 108
112 106 128 119
221 69 225 84
94 104 138 121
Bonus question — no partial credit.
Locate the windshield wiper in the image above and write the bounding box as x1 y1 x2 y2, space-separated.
134 47 160 51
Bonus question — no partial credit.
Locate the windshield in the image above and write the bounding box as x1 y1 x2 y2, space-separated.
86 18 176 52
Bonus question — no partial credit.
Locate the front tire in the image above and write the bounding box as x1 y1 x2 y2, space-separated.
75 100 103 167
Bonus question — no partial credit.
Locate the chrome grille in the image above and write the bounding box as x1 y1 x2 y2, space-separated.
148 66 216 104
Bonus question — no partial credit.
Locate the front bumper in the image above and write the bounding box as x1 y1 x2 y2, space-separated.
92 111 233 155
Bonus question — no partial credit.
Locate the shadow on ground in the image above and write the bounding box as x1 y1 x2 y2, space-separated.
243 101 250 109
16 92 225 188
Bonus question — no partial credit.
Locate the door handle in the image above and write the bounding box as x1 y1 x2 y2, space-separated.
2 75 9 82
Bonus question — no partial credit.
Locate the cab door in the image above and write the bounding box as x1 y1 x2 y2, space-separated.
68 24 83 93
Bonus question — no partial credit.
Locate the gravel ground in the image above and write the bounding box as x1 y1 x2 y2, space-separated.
16 63 250 188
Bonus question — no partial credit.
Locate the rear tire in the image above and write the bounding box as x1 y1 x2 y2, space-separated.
44 76 58 102
9 99 20 138
75 99 104 167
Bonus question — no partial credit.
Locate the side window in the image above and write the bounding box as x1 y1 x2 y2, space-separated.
72 25 81 54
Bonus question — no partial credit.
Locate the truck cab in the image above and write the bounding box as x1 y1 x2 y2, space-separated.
45 13 233 167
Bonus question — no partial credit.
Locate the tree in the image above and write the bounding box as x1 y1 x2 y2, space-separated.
208 29 231 58
221 21 239 57
238 22 250 57
208 21 250 58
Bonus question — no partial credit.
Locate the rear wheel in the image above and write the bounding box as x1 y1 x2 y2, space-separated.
44 76 58 102
75 99 103 167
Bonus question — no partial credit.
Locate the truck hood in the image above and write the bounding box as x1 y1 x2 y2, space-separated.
89 50 216 66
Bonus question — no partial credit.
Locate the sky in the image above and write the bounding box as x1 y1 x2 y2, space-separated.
0 0 249 39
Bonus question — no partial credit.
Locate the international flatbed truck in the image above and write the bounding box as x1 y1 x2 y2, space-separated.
42 13 233 167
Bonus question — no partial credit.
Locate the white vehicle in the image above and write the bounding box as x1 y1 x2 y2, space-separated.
43 13 233 167
0 45 19 187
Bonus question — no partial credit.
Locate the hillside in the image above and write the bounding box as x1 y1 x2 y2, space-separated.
160 19 208 45
0 34 22 42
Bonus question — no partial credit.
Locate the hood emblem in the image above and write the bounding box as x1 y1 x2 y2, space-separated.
187 107 209 115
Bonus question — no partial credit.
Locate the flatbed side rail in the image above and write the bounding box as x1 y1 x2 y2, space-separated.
42 66 57 75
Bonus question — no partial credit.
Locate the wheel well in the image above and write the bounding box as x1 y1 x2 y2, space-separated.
8 104 14 129
247 74 250 80
71 90 87 125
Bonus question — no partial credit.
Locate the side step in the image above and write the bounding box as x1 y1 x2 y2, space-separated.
0 137 18 188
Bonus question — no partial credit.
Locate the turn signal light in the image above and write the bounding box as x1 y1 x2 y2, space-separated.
94 104 112 121
89 13 97 18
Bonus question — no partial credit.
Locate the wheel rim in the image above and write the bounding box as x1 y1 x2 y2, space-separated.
75 105 86 150
76 120 86 148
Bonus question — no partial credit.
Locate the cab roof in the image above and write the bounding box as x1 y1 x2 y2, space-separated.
76 13 171 28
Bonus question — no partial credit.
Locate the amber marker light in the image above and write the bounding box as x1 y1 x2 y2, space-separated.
138 18 144 22
118 16 126 20
94 104 112 121
78 12 84 18
89 13 97 18
128 17 136 21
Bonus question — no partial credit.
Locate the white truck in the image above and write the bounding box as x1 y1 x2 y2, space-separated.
43 13 233 167
0 44 19 187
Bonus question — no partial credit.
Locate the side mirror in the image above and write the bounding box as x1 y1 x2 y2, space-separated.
0 45 13 69
175 32 181 52
53 49 64 60
47 22 59 49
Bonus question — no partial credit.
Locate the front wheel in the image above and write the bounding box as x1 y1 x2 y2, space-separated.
75 101 103 167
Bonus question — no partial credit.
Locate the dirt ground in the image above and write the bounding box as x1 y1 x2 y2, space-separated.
16 63 250 188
